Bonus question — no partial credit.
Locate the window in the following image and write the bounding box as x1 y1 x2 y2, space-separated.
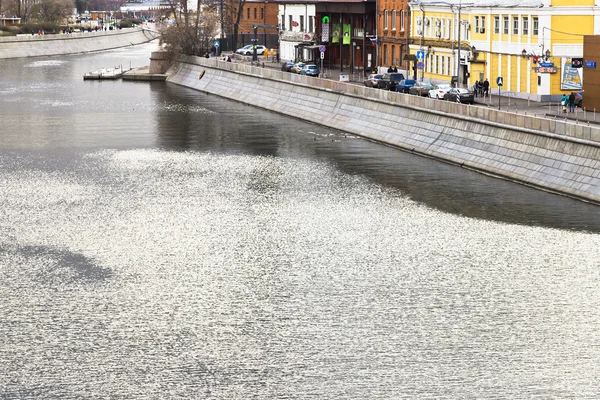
392 46 396 65
447 56 451 75
441 56 444 76
400 10 405 31
513 17 518 35
533 17 538 35
474 16 479 32
384 10 388 30
247 8 250 19
435 55 439 74
522 17 528 35
481 16 485 33
447 20 451 39
494 16 499 34
260 8 264 20
503 16 509 34
300 15 304 31
289 15 292 31
383 44 387 64
281 14 285 30
254 8 257 20
309 16 313 33
392 10 396 31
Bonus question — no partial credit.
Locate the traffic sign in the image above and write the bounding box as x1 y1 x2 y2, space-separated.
251 38 258 42
496 76 503 86
214 41 220 47
416 50 425 60
417 61 424 69
320 52 325 59
319 45 326 52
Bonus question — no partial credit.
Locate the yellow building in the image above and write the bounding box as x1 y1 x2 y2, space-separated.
409 0 592 101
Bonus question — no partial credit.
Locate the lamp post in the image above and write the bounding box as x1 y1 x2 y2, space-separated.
264 0 267 46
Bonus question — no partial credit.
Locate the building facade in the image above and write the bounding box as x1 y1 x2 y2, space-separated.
378 0 411 72
278 1 317 62
409 0 594 101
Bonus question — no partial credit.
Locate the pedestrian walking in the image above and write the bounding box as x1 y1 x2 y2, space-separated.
568 92 576 113
483 79 490 98
474 80 480 97
561 94 568 113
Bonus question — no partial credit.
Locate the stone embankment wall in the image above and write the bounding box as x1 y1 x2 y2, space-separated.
0 27 158 59
166 55 600 204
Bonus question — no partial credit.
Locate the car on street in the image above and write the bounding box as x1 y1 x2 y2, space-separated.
299 65 320 77
235 44 267 55
395 79 417 93
443 88 475 104
364 74 383 88
376 73 405 91
290 62 306 73
428 84 453 99
281 61 295 72
409 82 435 96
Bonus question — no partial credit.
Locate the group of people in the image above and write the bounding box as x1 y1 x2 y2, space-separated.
387 65 398 73
561 92 577 113
473 79 490 98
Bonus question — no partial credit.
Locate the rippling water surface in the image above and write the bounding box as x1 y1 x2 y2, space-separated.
2 43 600 399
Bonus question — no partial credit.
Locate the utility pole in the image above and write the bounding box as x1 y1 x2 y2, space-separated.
457 0 461 89
219 0 224 56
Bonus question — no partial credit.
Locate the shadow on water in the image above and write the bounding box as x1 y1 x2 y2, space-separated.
151 84 600 233
12 245 112 284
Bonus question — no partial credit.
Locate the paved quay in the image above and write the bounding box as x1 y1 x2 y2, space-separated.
224 52 597 127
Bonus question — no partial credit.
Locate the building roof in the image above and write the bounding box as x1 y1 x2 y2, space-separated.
413 0 543 7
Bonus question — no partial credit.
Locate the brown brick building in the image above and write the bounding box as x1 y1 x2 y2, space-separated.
232 0 279 47
377 0 411 72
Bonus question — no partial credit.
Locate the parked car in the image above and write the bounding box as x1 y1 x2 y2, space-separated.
395 79 417 94
300 65 320 77
235 45 267 55
428 84 453 99
364 74 383 88
376 73 405 91
290 62 306 73
281 61 295 72
443 88 475 104
409 82 435 97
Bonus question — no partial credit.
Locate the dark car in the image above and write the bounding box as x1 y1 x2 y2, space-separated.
395 79 417 94
443 88 475 104
409 82 435 96
281 61 295 72
376 73 405 91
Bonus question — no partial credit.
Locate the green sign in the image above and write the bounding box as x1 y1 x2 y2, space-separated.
343 24 351 45
322 16 330 23
332 24 340 43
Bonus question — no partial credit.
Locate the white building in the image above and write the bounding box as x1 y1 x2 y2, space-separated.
278 2 317 62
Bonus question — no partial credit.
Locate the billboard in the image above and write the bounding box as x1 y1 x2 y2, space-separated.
561 57 583 90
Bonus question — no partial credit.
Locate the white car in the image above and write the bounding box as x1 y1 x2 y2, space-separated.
235 45 267 56
428 84 453 99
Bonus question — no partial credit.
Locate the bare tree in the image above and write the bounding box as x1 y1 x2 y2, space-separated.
35 0 75 23
159 0 219 59
227 0 245 52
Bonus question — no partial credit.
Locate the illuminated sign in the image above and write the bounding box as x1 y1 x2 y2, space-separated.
535 67 558 73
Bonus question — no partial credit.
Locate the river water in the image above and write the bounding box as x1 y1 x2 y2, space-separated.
1 43 600 399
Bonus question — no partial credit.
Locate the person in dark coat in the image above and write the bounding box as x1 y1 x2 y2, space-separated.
387 65 394 73
483 79 490 97
568 92 576 113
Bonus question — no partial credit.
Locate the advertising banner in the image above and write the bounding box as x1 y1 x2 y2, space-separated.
343 24 351 45
332 24 340 44
561 57 583 90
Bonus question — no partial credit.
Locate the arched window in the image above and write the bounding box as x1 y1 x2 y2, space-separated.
400 10 405 31
392 10 396 31
384 10 388 30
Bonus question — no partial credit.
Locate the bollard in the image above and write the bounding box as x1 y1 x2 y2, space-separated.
528 95 530 107
524 111 527 116
584 107 587 119
595 108 597 121
588 121 590 126
549 102 551 112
